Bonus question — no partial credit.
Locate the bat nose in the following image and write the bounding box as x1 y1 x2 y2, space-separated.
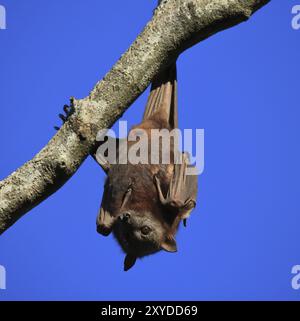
119 212 131 223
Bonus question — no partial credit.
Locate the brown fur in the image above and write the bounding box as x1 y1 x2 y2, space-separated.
96 64 197 271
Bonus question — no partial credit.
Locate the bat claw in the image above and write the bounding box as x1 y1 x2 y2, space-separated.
63 104 70 114
183 219 187 227
184 199 196 211
59 113 67 122
54 100 76 129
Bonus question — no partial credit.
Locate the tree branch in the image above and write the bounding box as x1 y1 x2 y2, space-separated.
0 0 270 235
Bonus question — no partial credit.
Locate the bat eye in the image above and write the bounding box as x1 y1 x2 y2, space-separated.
141 226 151 235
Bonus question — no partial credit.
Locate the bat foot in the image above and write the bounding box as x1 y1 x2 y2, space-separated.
54 98 76 131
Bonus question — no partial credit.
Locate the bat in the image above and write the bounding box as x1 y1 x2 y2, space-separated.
56 62 198 271
95 63 198 271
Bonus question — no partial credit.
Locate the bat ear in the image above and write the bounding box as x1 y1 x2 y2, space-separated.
124 254 137 272
161 236 177 253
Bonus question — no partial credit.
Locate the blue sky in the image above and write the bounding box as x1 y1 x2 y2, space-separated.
0 1 300 300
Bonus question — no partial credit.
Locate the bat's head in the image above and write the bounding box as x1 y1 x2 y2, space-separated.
112 209 177 271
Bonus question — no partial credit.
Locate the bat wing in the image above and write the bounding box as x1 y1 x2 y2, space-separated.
96 206 115 236
97 177 132 236
143 63 178 129
92 63 178 173
154 152 198 223
96 177 115 236
147 64 198 225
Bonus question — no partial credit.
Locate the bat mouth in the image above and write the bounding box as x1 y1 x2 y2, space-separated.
113 221 132 249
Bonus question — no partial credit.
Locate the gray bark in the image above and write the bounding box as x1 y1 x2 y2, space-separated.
0 0 270 235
